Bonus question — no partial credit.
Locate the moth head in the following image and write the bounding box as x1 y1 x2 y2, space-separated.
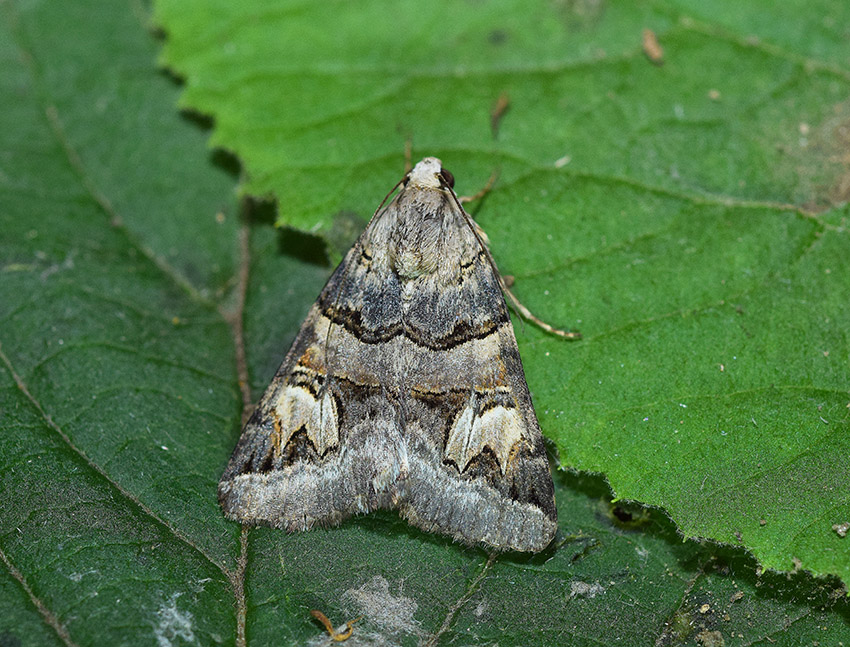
407 157 455 190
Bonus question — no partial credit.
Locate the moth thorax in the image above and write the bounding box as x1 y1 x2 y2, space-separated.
389 214 443 279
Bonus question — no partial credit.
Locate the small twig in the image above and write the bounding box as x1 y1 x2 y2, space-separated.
642 28 664 65
311 609 362 642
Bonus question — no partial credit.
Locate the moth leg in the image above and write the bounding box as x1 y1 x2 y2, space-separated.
453 168 578 339
458 169 499 204
500 278 581 340
403 138 413 174
490 92 510 138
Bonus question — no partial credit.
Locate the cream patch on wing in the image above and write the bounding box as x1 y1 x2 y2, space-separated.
313 313 509 391
444 397 526 475
272 386 339 455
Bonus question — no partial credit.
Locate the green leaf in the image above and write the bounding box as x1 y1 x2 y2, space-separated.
155 0 850 588
2 0 849 646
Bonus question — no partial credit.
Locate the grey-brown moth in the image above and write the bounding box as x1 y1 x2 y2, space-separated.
219 157 558 552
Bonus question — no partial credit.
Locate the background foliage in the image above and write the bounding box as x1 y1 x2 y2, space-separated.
1 0 848 645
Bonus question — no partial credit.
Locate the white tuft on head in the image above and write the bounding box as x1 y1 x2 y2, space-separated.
408 157 444 188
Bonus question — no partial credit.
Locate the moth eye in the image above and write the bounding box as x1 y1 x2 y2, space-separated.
439 168 455 189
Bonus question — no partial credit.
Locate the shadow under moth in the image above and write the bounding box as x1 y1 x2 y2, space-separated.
219 157 566 552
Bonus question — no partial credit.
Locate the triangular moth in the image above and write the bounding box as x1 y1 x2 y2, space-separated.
219 158 558 552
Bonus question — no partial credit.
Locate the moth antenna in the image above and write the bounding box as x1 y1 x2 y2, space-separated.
447 185 581 340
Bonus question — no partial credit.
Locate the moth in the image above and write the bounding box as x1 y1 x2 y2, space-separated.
219 157 562 552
